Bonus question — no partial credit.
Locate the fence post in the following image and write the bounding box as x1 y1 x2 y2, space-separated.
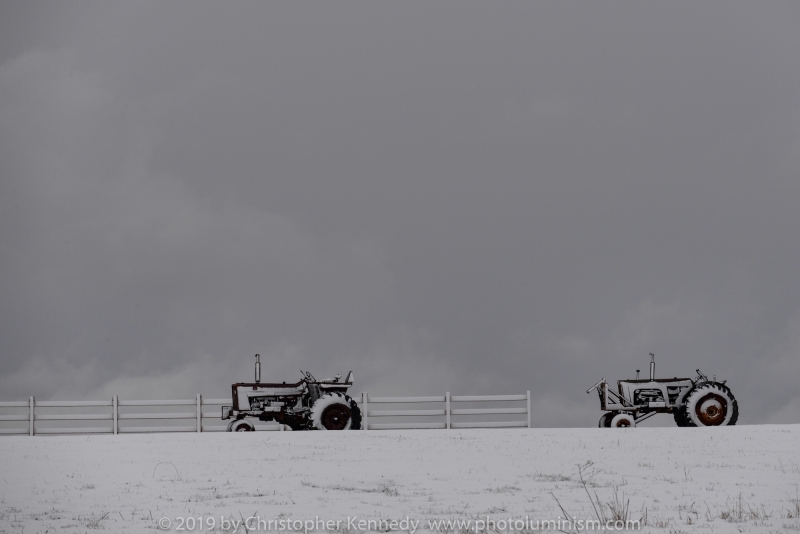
196 394 202 432
446 392 450 429
29 396 35 436
362 392 368 431
526 390 531 428
113 395 119 435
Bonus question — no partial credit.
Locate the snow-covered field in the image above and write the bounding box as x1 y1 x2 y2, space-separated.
1 425 799 533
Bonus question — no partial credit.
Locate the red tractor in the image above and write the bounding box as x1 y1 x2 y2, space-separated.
587 353 739 428
222 355 361 431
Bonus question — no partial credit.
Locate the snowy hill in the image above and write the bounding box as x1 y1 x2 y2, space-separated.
1 425 799 533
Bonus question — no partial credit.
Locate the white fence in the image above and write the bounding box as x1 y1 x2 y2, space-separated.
0 391 531 435
361 392 531 430
0 396 239 435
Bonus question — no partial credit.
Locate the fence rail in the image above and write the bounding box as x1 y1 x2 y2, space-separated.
0 391 531 435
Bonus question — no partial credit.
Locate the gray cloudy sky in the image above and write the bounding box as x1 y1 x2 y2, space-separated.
1 1 799 427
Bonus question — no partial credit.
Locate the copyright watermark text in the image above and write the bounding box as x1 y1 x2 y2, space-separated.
157 515 640 532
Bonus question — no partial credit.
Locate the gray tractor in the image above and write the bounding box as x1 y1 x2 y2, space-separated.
222 355 361 431
587 353 738 428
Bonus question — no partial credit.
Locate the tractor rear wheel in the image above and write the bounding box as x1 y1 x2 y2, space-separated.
683 383 738 427
348 396 362 430
673 408 689 427
310 393 361 430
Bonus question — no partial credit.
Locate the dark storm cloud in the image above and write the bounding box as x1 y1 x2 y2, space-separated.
1 1 799 425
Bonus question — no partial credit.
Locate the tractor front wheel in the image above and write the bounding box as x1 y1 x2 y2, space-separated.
226 419 255 432
610 413 635 428
598 413 614 428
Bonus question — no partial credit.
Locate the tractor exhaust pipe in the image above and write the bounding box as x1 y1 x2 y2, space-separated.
649 353 655 381
636 370 640 380
255 354 261 383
